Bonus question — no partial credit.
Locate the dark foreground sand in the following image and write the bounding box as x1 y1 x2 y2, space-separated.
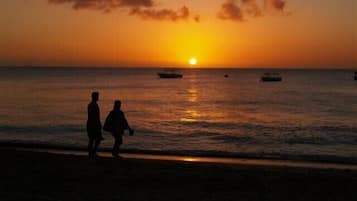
1 149 357 201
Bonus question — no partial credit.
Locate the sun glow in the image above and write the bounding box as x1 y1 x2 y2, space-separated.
189 57 197 66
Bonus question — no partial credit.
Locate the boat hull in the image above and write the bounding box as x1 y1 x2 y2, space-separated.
261 77 282 82
158 73 183 79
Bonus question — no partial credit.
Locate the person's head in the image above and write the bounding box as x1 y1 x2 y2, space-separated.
114 100 121 110
91 92 99 102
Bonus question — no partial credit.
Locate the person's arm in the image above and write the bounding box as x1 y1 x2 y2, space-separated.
93 104 101 128
122 112 134 135
97 105 102 128
123 113 131 130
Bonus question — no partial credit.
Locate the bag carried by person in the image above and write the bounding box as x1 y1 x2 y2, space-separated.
103 111 114 132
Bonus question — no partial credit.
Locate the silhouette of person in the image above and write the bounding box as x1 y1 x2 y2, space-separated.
86 92 103 158
104 100 134 158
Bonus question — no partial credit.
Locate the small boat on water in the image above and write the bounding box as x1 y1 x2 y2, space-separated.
158 70 183 79
261 72 282 82
224 74 229 78
354 72 357 80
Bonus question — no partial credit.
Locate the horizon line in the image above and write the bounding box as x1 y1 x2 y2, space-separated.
0 65 356 70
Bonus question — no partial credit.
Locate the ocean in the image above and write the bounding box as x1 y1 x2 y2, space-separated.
0 67 356 162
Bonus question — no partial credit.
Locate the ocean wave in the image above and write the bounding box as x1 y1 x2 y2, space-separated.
170 120 357 133
1 123 357 147
0 125 84 135
285 135 357 146
210 135 252 143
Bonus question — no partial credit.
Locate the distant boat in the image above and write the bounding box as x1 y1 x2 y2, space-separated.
224 74 229 78
261 72 282 82
158 70 183 79
355 72 357 81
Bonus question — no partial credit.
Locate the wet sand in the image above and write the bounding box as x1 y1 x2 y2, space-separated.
1 149 357 201
23 148 357 171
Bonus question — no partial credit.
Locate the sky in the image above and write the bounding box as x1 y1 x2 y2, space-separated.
0 0 356 68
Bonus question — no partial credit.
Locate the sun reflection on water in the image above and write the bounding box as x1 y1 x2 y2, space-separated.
180 109 201 122
180 83 203 122
188 88 198 102
183 157 199 162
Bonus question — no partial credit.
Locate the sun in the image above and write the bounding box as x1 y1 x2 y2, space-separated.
189 57 197 66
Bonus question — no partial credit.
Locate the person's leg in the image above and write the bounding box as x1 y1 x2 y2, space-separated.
112 137 119 156
92 132 102 156
114 136 123 158
112 135 123 157
93 139 101 156
88 138 94 157
117 135 123 153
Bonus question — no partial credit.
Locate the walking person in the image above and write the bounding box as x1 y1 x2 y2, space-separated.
86 92 103 158
104 100 134 158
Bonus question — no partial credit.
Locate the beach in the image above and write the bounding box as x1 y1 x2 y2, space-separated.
1 148 357 201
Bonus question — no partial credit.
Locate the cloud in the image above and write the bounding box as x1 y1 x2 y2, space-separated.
129 6 191 21
49 0 153 12
194 15 201 23
264 0 286 11
242 0 263 17
120 0 153 7
217 0 289 22
48 0 198 22
217 0 244 21
48 0 289 23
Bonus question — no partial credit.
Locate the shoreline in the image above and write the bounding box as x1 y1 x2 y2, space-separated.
2 142 357 171
1 148 357 201
24 148 357 171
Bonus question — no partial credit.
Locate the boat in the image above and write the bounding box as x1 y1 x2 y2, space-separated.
224 74 229 78
157 70 183 79
355 72 357 80
261 72 282 82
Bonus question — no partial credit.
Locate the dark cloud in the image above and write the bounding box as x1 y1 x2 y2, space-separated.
194 15 201 23
264 0 286 11
120 0 153 7
49 0 153 12
218 0 289 22
48 0 288 23
129 6 191 21
217 0 244 21
48 0 198 22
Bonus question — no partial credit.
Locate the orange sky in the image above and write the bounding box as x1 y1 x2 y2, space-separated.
0 0 356 68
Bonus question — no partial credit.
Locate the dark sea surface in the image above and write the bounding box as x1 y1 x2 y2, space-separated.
0 67 356 162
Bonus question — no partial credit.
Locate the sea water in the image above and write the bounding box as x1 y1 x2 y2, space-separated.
0 67 356 162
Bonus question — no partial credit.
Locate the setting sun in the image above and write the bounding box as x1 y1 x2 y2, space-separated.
189 58 197 66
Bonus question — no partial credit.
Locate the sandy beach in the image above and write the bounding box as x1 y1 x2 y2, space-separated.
1 148 357 201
